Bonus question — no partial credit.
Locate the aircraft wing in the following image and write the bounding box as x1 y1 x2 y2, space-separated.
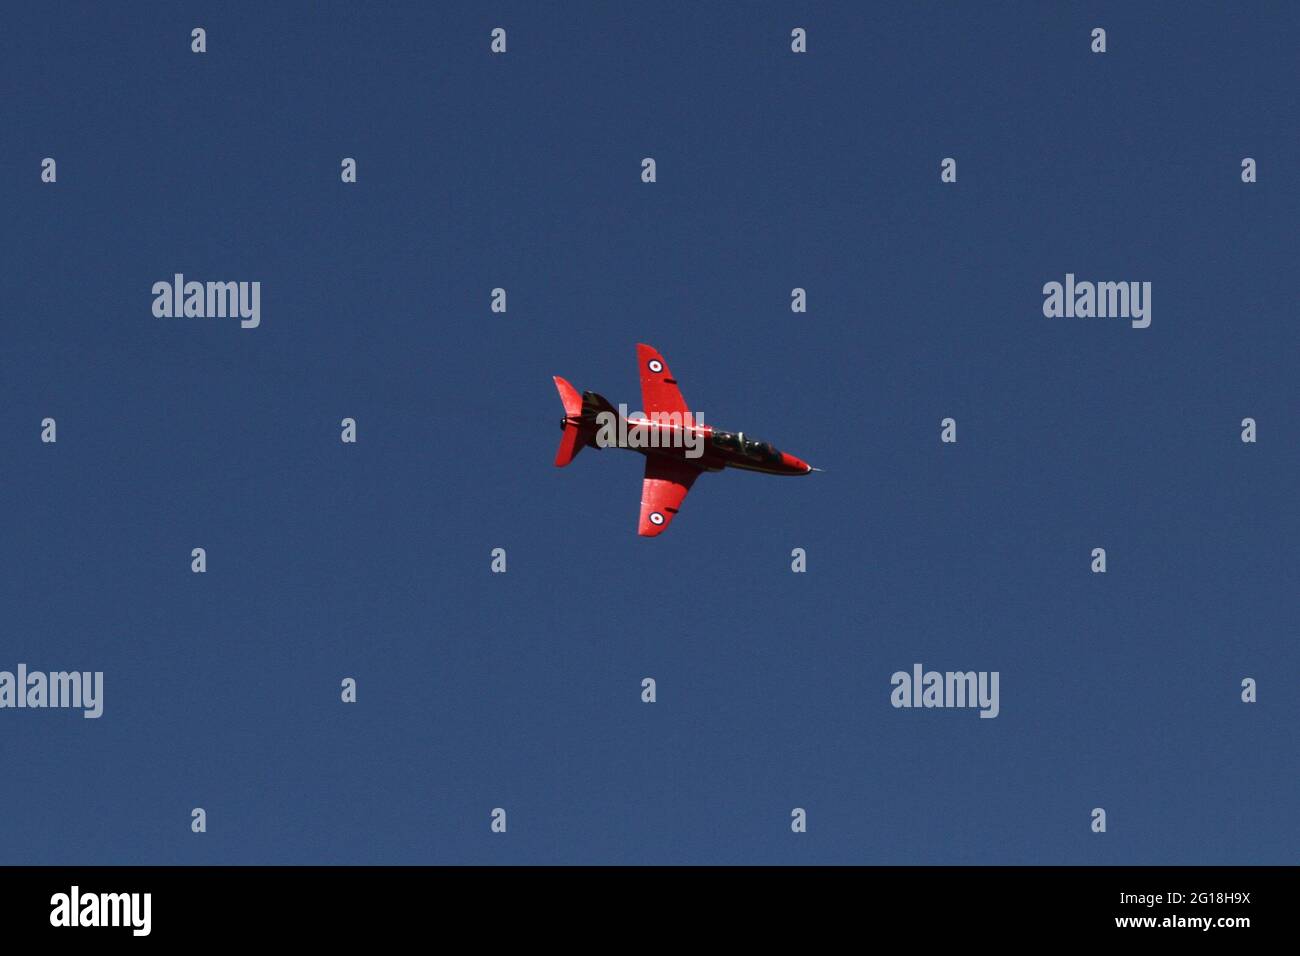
638 455 703 537
637 343 691 418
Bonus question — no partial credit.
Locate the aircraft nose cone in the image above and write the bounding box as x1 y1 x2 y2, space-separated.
781 452 813 474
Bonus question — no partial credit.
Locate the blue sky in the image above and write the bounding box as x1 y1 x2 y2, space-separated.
1 2 1297 864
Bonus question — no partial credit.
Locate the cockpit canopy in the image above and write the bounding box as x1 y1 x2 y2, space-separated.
711 430 780 463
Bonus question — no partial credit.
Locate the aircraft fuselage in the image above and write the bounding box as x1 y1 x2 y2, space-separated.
570 414 813 476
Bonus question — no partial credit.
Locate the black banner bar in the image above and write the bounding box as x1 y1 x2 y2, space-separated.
0 866 1286 942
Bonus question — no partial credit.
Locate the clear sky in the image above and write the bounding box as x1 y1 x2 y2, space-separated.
2 2 1297 864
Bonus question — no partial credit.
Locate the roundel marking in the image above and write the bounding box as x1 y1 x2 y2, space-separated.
647 359 664 373
649 511 665 525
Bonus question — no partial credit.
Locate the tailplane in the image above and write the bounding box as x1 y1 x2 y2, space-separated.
553 377 615 467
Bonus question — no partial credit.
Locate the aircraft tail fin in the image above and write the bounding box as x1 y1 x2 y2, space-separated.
553 376 611 467
555 420 585 467
554 376 583 419
581 390 616 420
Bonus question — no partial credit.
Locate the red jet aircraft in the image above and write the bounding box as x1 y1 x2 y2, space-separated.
553 344 817 536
